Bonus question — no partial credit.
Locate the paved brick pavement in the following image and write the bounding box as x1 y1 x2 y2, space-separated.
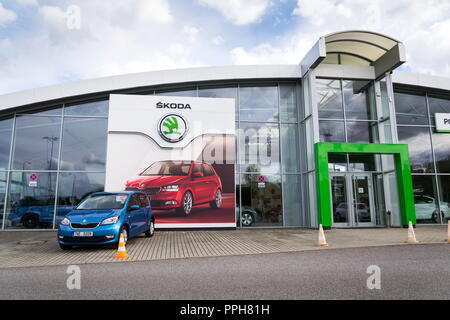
0 226 447 269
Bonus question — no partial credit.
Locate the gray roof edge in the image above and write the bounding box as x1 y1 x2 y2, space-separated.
392 70 450 92
0 65 301 111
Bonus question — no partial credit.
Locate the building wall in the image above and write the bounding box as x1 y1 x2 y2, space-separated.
314 74 450 226
0 66 449 230
394 86 450 224
0 80 304 230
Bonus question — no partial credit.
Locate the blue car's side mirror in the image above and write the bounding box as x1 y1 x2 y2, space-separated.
129 205 140 211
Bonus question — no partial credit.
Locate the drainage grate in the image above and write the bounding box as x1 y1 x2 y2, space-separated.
17 240 47 245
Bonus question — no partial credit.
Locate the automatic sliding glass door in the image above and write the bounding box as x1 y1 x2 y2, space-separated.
330 173 376 227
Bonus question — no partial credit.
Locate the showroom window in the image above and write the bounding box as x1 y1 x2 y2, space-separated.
198 85 238 118
60 117 108 171
0 172 6 229
55 172 105 225
64 100 109 117
12 116 62 171
236 82 302 227
1 99 109 230
156 87 197 97
149 82 303 228
317 78 378 144
317 78 379 173
0 117 13 170
397 126 434 173
394 88 450 224
394 90 428 125
0 82 303 229
239 85 279 122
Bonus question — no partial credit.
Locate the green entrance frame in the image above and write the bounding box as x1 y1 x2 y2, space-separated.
314 142 416 228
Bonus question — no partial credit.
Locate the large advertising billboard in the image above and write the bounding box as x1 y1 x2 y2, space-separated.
106 94 236 228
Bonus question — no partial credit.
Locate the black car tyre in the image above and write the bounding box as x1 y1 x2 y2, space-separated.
22 214 38 229
177 191 193 216
432 211 445 223
115 225 128 247
59 243 72 250
145 219 155 237
210 189 222 209
241 211 254 227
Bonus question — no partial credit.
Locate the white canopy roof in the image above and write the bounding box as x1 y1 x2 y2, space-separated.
300 30 406 79
324 30 401 63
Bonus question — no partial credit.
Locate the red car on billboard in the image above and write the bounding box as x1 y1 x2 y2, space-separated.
125 160 222 215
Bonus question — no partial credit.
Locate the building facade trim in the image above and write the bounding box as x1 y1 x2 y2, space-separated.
314 142 415 228
0 65 301 113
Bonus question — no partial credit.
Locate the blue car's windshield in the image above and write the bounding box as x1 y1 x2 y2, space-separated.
141 161 191 176
76 194 128 210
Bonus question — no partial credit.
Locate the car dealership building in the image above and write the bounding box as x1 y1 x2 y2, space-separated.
1 30 450 230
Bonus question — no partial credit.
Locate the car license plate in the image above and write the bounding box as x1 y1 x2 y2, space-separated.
73 231 93 237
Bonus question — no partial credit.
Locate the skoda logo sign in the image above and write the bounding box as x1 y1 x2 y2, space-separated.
158 114 188 143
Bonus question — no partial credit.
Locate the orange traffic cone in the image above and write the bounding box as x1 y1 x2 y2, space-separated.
446 220 450 243
317 224 329 247
407 221 419 244
115 233 129 258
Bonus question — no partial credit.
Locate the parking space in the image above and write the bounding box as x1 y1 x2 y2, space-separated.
0 226 447 269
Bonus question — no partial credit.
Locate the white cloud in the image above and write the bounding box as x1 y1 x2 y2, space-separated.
291 0 450 76
230 39 314 65
0 1 209 94
0 3 17 27
198 0 270 25
229 0 450 77
168 43 188 56
212 35 224 46
38 5 66 26
293 0 353 26
0 38 12 51
37 5 81 44
183 25 200 41
17 0 39 6
1 0 450 95
136 0 172 24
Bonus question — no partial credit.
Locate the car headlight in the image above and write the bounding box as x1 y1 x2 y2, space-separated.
61 218 70 226
101 216 119 225
161 185 179 192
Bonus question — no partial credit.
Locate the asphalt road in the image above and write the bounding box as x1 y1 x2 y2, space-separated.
0 244 449 300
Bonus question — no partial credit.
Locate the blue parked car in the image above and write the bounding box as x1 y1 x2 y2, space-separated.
58 191 155 250
9 196 73 229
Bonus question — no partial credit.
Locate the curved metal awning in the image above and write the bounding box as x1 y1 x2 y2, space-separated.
300 30 406 79
324 30 401 63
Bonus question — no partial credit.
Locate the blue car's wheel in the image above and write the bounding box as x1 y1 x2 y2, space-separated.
59 243 72 250
145 219 155 237
116 225 128 247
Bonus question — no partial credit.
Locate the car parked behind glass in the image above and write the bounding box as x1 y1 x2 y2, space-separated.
414 195 450 222
8 196 73 229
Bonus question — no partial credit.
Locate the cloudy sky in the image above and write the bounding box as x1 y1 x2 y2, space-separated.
0 0 449 95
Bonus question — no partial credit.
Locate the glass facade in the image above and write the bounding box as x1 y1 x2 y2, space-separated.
317 78 378 144
155 83 302 228
394 88 450 224
1 100 108 229
0 83 302 229
318 78 379 179
0 73 449 230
